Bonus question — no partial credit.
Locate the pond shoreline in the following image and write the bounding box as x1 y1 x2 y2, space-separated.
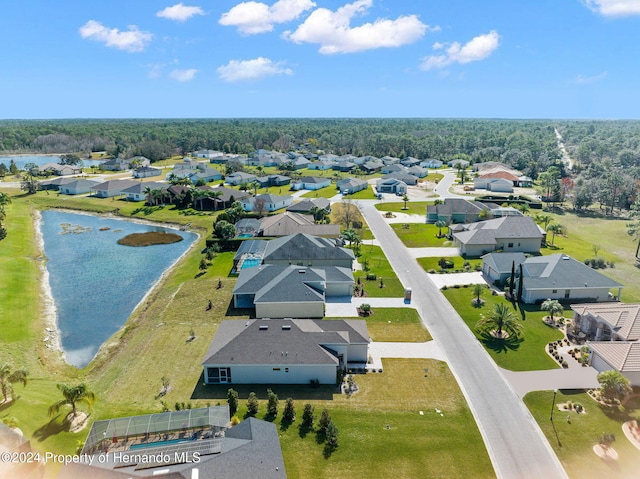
34 208 200 368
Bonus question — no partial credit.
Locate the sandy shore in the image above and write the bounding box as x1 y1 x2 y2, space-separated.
33 209 63 357
34 208 200 367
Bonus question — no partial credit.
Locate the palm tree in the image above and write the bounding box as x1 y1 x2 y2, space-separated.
143 186 154 206
597 370 632 401
402 194 409 210
48 383 96 419
209 190 223 211
476 303 523 339
534 213 553 230
547 222 563 246
541 299 563 323
435 220 446 238
192 188 208 210
0 364 28 403
472 284 484 305
342 229 357 248
248 181 260 196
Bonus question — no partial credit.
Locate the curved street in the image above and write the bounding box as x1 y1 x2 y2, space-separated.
357 200 568 479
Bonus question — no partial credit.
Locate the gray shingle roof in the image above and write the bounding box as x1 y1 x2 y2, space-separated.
481 252 527 274
202 318 369 366
262 233 355 263
426 198 489 216
453 216 543 246
523 254 623 290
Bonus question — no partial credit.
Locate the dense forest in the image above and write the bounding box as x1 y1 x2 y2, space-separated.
0 118 562 178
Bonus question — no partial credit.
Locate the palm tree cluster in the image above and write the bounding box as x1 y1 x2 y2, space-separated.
476 303 524 339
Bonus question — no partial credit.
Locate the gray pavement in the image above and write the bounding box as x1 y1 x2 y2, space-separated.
427 272 486 288
434 171 468 199
407 246 460 258
356 199 568 479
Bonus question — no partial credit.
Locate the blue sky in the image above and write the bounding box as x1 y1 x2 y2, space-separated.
1 0 639 119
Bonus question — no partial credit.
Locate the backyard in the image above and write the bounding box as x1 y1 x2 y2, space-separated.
343 308 432 342
390 223 452 248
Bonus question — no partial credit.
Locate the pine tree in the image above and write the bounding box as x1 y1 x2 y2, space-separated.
247 392 259 417
283 398 295 422
267 388 279 417
226 388 239 416
318 408 331 433
301 403 315 429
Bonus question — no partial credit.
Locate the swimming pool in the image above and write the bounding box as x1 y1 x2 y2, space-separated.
129 438 188 450
237 233 253 238
240 258 261 269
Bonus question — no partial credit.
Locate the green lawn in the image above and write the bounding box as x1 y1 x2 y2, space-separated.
354 245 404 298
301 186 340 199
390 223 452 248
341 308 431 342
531 210 640 302
200 359 494 479
442 288 563 371
417 256 482 273
347 185 378 200
524 390 640 479
375 201 431 216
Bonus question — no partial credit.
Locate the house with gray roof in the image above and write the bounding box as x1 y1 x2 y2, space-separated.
382 172 418 185
401 157 421 167
332 160 355 172
35 162 81 176
286 197 331 214
232 264 354 318
381 164 406 175
426 198 492 224
376 177 407 195
407 166 429 178
420 159 443 168
308 160 334 170
120 181 168 202
481 252 527 284
291 176 331 191
202 318 369 385
241 194 293 213
225 171 257 186
58 408 286 479
58 179 102 195
453 216 545 257
132 166 162 178
510 254 622 304
262 233 355 268
39 176 77 191
258 212 340 238
337 177 368 195
90 179 140 198
99 158 131 171
361 160 383 174
448 159 470 168
256 174 291 188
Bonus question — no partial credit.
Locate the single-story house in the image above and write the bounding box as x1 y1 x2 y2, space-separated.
258 212 340 238
226 171 257 186
400 157 421 167
453 216 544 257
308 160 334 170
337 177 368 195
90 179 140 198
39 176 76 191
485 178 514 193
420 159 443 168
483 253 623 304
99 158 131 171
241 194 293 213
473 161 515 173
448 159 470 168
232 264 354 318
481 252 527 283
381 164 406 175
361 161 383 174
381 156 401 165
382 173 418 185
517 176 533 187
376 178 407 195
291 157 311 169
202 318 369 385
35 162 81 176
589 342 640 386
262 233 355 269
120 181 168 202
233 238 268 270
426 198 492 224
59 407 286 479
60 178 101 195
332 161 355 172
198 186 250 210
192 149 223 159
407 166 429 178
235 218 262 238
132 166 162 178
256 174 291 188
286 197 331 214
291 176 331 191
188 167 223 183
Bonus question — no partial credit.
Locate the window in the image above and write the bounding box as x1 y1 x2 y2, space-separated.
565 289 570 299
285 368 289 373
552 289 557 294
508 242 514 248
206 367 232 384
273 368 281 371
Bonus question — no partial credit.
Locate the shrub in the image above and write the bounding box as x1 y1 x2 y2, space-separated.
574 403 584 413
366 273 377 280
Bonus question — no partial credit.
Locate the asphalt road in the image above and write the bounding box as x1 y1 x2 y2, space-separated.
358 200 568 479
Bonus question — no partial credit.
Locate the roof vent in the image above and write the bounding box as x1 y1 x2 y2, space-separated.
562 255 570 260
259 325 268 330
282 325 291 330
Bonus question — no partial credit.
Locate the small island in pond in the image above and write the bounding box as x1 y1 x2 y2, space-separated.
117 231 183 247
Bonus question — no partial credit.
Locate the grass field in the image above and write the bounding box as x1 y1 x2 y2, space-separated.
354 245 404 298
300 186 340 199
524 390 640 479
443 287 563 371
375 201 431 216
390 223 452 248
418 256 482 273
342 308 432 342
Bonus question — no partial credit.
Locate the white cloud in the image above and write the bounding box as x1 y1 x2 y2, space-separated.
170 69 198 81
157 3 205 22
284 0 432 54
79 20 152 52
420 30 500 71
582 0 640 17
575 70 608 84
219 0 316 35
217 57 293 82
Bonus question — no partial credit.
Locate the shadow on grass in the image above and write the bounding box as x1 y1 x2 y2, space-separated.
32 415 69 442
298 422 313 438
131 205 165 216
280 417 293 432
598 402 634 422
478 331 522 353
190 374 336 401
0 398 19 413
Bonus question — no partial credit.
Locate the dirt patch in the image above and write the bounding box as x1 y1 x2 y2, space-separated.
117 231 183 247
